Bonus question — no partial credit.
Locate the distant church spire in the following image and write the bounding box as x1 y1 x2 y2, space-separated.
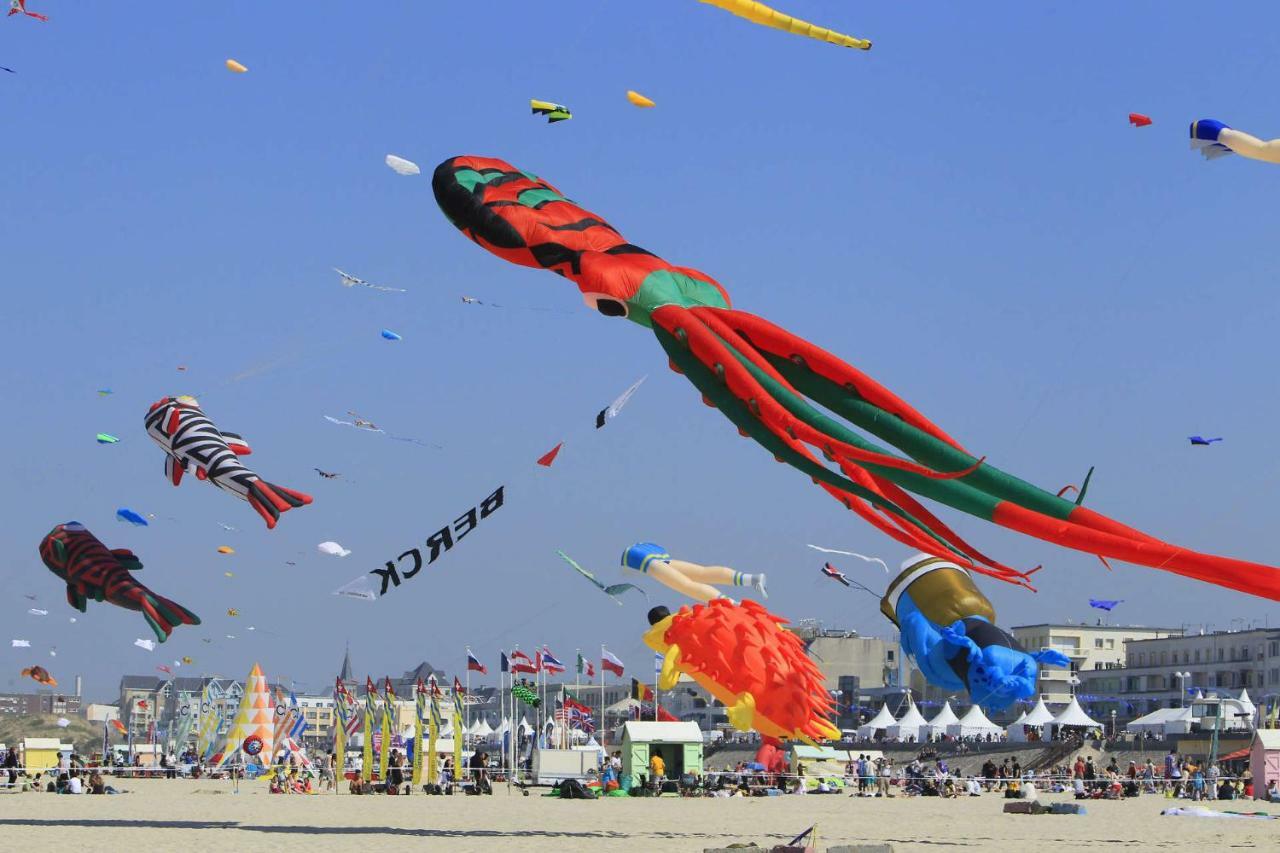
339 643 354 684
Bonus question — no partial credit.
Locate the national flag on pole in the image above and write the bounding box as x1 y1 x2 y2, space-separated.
563 690 591 716
654 652 663 675
500 651 510 673
466 649 487 674
601 648 624 677
576 653 594 678
631 678 653 702
510 650 538 674
541 648 566 674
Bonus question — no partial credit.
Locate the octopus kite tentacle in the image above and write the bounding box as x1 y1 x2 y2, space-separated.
432 154 1280 601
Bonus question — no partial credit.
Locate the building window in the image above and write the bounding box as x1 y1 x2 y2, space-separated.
886 650 894 662
1095 639 1104 649
1138 653 1146 666
1217 649 1224 662
1160 652 1168 665
1106 639 1115 649
1194 650 1200 663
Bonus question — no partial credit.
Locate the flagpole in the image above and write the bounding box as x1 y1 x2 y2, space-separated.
654 655 659 723
574 648 581 751
599 645 606 749
465 651 471 736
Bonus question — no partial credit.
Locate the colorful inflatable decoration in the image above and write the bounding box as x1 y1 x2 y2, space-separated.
1188 435 1222 446
530 99 571 123
512 683 541 708
1128 113 1152 127
115 508 149 527
20 665 56 686
626 90 656 108
145 396 312 529
38 522 200 642
242 734 263 756
380 329 402 341
621 542 766 602
335 268 406 293
7 1 48 22
432 155 1280 601
1192 119 1280 163
225 58 248 73
754 737 788 773
216 663 273 768
881 554 1069 709
1088 598 1122 611
558 550 648 605
698 0 870 50
820 562 851 586
644 599 839 742
384 155 420 177
96 433 119 444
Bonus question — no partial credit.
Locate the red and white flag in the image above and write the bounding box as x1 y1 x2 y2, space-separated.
601 648 624 677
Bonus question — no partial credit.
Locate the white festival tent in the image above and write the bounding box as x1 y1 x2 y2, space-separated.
924 701 960 738
856 704 897 739
947 704 1003 739
1125 706 1193 737
1006 698 1057 742
887 700 929 742
1049 697 1103 732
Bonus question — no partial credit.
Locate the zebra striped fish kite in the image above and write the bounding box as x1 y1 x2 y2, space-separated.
432 155 1280 601
145 396 312 529
38 522 200 642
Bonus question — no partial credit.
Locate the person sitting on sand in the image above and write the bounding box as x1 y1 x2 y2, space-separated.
89 770 105 795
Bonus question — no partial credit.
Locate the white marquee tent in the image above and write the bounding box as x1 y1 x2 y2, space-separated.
856 704 897 739
947 704 1003 739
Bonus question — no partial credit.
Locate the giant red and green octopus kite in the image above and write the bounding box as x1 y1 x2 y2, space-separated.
432 155 1280 602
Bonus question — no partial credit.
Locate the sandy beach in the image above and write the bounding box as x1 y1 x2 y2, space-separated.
1 779 1275 852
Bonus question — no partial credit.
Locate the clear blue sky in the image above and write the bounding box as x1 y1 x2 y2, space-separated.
2 2 1278 702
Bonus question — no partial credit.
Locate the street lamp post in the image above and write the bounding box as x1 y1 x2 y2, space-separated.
1175 672 1191 708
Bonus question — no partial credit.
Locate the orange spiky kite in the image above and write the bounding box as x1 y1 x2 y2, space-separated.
643 600 839 743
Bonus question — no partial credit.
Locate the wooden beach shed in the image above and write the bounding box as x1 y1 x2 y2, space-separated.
1251 729 1280 800
621 721 703 784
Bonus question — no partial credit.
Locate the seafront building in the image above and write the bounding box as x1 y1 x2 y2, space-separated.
1011 622 1183 705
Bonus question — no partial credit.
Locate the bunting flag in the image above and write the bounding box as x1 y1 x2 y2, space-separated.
362 677 377 781
272 687 290 763
412 678 426 786
196 681 225 761
215 663 273 768
380 676 396 781
173 695 197 755
333 678 349 770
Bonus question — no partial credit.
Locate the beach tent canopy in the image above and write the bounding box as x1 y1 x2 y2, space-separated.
1236 688 1257 719
947 704 1002 739
856 703 897 738
924 701 960 736
1022 698 1056 726
887 700 928 741
1125 706 1192 736
1050 697 1103 730
475 718 494 738
518 716 533 734
605 697 641 716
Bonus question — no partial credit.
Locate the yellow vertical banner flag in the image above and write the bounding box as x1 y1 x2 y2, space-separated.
428 678 441 786
412 678 425 786
380 676 396 781
362 677 377 782
452 677 464 789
